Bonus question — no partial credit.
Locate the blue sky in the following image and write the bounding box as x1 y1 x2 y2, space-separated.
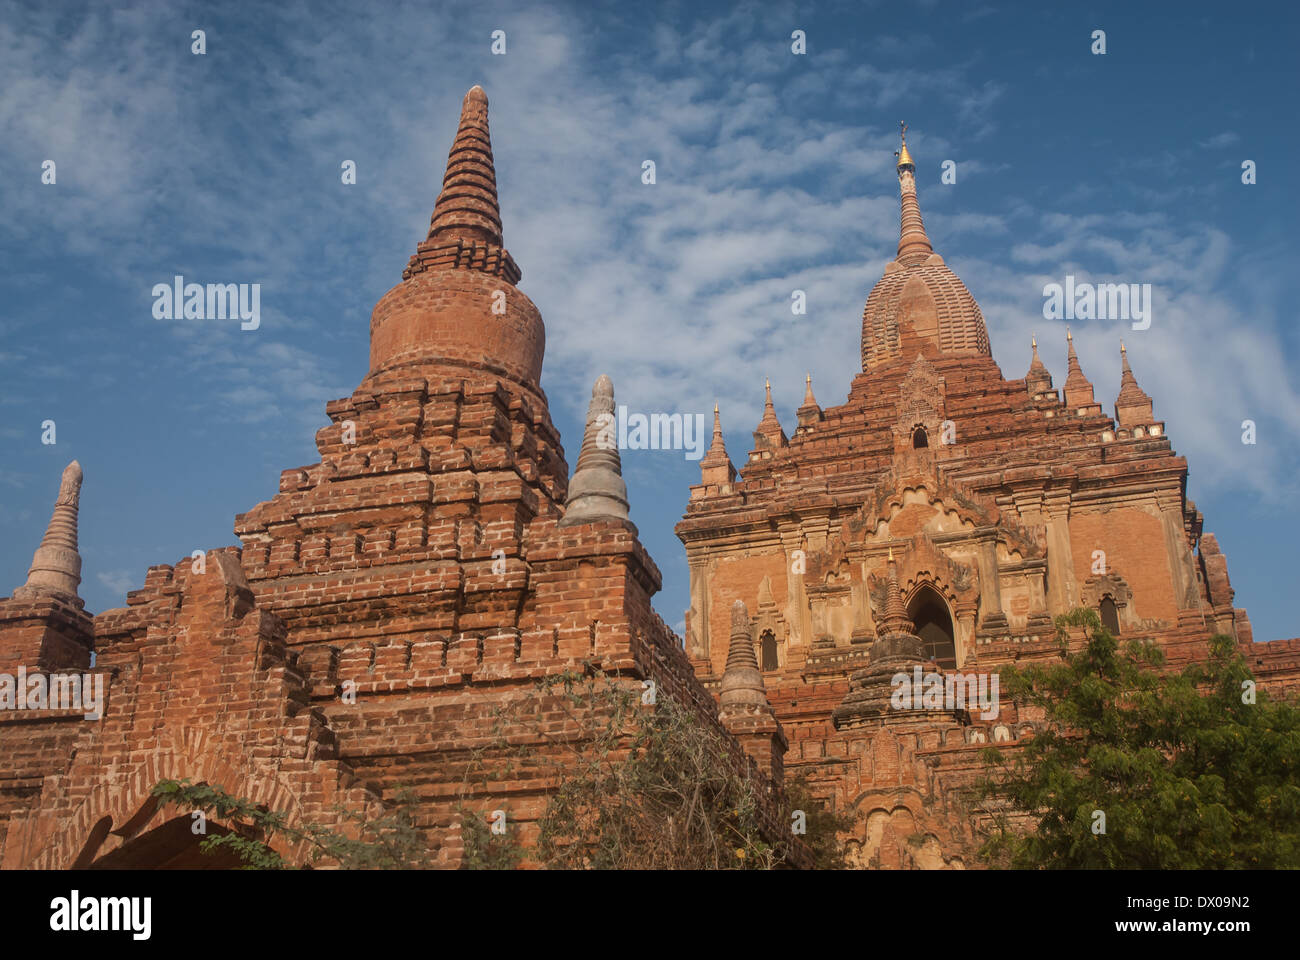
2 0 1298 643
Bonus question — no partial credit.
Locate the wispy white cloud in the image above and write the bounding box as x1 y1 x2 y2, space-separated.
96 569 136 595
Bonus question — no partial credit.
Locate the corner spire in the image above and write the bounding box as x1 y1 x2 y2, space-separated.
1063 327 1096 409
1025 333 1052 392
1115 341 1155 430
752 378 788 453
560 375 630 527
796 372 823 430
894 121 933 266
13 461 85 608
699 403 736 486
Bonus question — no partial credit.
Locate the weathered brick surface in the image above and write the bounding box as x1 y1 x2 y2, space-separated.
1 103 1290 871
676 135 1297 867
0 86 793 869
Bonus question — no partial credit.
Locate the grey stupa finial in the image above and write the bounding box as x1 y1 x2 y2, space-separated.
13 461 85 608
560 375 631 526
719 600 769 710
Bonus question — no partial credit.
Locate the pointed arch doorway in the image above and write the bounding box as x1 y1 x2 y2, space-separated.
908 587 956 669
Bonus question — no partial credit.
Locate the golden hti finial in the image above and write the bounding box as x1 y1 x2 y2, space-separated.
896 120 914 169
1032 333 1038 348
806 373 812 385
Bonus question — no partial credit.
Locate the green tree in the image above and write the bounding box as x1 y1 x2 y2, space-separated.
976 608 1300 868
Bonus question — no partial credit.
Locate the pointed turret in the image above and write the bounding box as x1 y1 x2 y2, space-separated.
894 122 934 266
1114 341 1156 432
1062 328 1097 410
699 404 736 487
751 379 788 459
796 373 823 432
1025 334 1053 396
560 375 631 528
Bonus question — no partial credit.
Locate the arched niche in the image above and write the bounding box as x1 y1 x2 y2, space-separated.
907 585 956 669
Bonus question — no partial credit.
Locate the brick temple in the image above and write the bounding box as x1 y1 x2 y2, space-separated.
1 89 1296 869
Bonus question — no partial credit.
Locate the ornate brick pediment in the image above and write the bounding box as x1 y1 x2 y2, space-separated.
867 532 978 615
892 355 947 452
851 468 995 538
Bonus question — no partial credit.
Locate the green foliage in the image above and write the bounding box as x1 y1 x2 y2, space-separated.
976 608 1300 868
457 802 524 870
782 774 855 870
151 780 432 869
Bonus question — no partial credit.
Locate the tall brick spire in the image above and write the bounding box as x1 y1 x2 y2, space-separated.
894 122 933 266
1063 328 1096 408
13 461 84 609
861 123 990 370
426 85 503 248
368 85 544 392
561 375 631 527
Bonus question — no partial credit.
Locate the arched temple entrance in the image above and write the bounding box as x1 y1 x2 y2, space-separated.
80 816 247 869
908 587 956 669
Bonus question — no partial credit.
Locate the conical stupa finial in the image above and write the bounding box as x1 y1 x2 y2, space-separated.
700 401 737 485
13 461 85 608
895 122 933 265
895 120 914 169
1026 333 1050 385
707 403 725 452
560 375 630 527
802 373 816 407
754 377 787 450
877 550 914 638
719 600 771 710
426 85 503 247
